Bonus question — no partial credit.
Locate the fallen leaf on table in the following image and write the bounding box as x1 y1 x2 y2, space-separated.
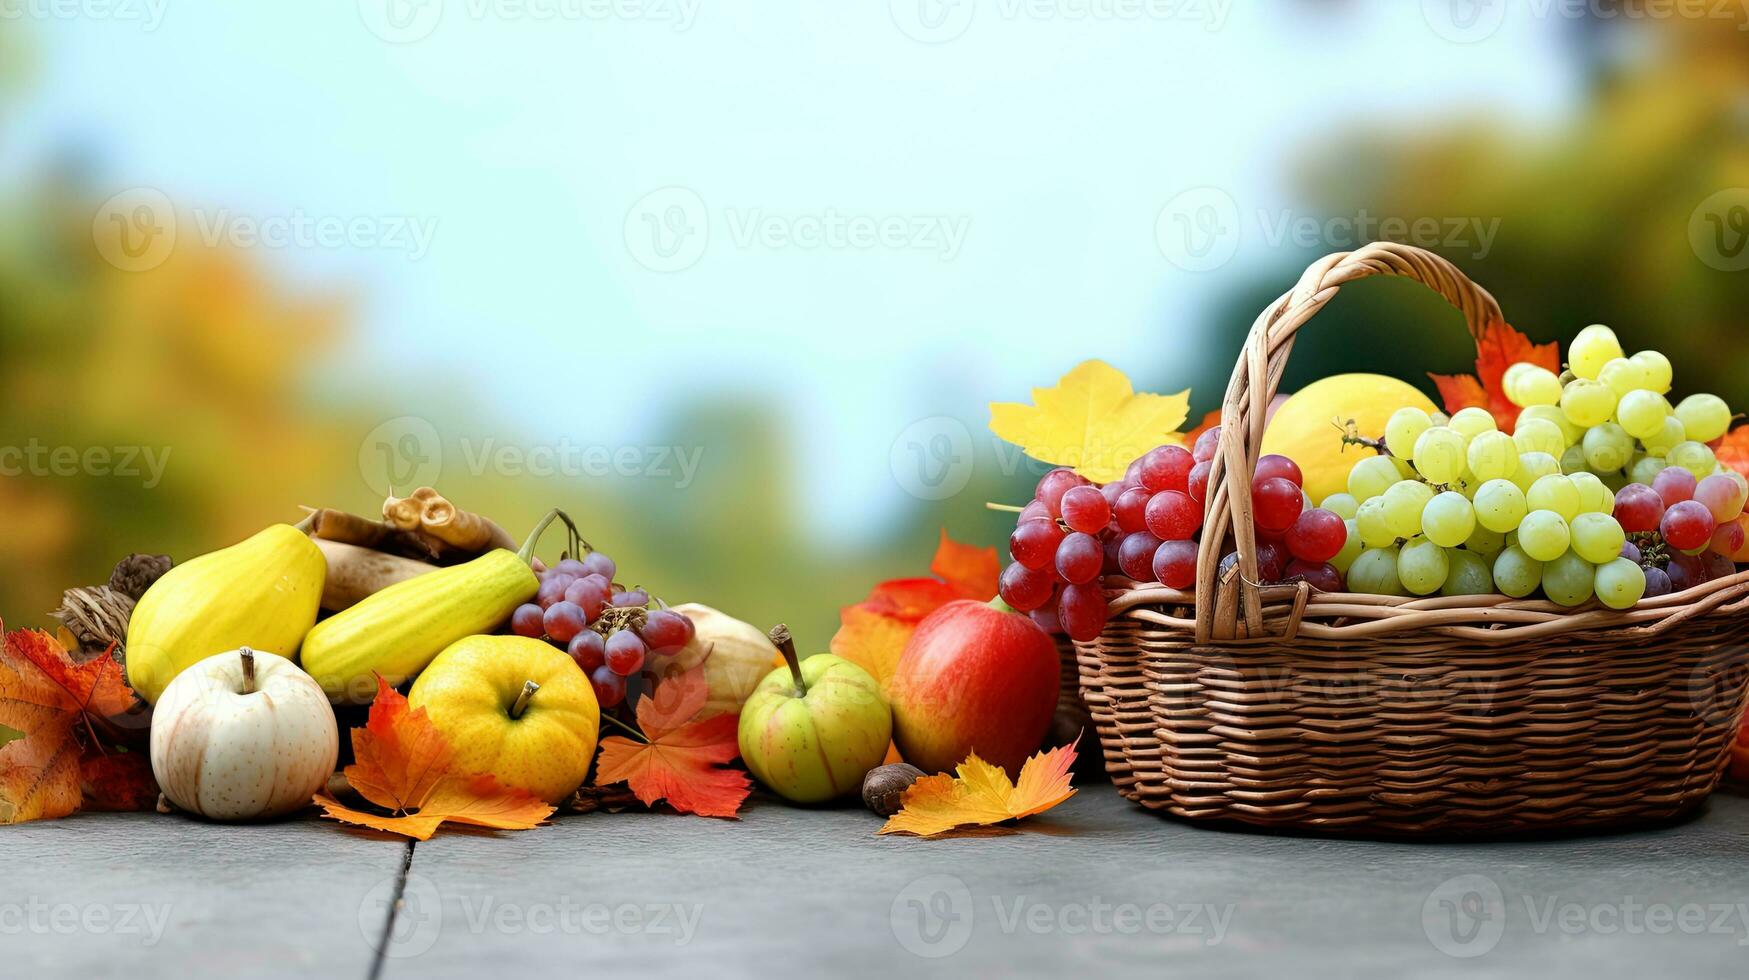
593 685 749 819
878 738 1079 838
1428 319 1560 434
0 624 155 824
989 359 1191 483
314 676 554 840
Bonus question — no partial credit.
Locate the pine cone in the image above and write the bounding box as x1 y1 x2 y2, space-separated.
109 554 172 600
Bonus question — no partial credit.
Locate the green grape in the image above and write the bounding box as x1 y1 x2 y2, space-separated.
1319 493 1360 520
1542 550 1597 607
1472 479 1528 533
1569 324 1624 379
1347 455 1401 502
1466 431 1519 482
1518 510 1572 562
1331 519 1364 574
1513 452 1561 491
1412 427 1467 484
1674 394 1732 443
1449 407 1497 441
1347 546 1406 596
1601 469 1628 494
1668 441 1717 479
1560 379 1618 428
1441 548 1495 596
1560 444 1591 477
1527 474 1581 520
1598 357 1649 396
1355 498 1397 548
1614 389 1668 440
1629 455 1666 486
1381 480 1435 538
1501 362 1535 395
1594 557 1647 610
1509 366 1563 407
1492 545 1544 598
1630 350 1673 394
1398 538 1450 596
1463 523 1507 558
1568 471 1614 514
1581 422 1635 473
1643 415 1686 456
1570 512 1626 564
1421 490 1476 548
1519 403 1583 446
1384 408 1433 459
1512 418 1568 457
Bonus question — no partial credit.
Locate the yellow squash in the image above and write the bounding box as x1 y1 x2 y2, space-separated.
126 524 326 704
298 548 539 704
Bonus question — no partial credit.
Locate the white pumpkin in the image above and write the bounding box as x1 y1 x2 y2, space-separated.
659 603 780 719
149 647 338 821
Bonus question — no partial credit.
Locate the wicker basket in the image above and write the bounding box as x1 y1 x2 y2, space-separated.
1075 242 1749 837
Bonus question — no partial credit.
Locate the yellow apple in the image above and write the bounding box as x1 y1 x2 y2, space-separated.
407 635 599 803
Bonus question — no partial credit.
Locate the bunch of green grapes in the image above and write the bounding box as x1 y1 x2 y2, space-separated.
1334 324 1745 610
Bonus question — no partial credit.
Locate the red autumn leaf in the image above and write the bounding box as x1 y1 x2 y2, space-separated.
928 529 1000 601
314 677 554 840
593 689 750 819
1428 319 1561 433
831 531 1001 690
81 753 159 812
1715 426 1749 482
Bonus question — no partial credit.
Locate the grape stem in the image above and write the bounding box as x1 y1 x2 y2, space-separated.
1334 418 1390 456
985 502 1026 513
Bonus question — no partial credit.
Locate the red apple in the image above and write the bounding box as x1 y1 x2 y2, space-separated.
889 599 1060 776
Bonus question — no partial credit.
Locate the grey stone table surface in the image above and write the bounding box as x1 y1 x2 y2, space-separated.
4 783 1748 979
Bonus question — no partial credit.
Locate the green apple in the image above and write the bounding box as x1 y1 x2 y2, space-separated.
737 627 891 804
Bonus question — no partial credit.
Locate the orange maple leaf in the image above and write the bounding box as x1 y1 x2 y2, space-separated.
830 530 999 691
593 683 749 818
1715 426 1749 482
1185 407 1223 445
878 738 1080 838
314 677 554 840
0 625 154 824
1427 319 1560 434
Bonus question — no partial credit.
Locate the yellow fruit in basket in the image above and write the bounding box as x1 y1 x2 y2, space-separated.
1261 374 1440 505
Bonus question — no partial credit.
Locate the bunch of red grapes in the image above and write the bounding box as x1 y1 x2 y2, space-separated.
1613 469 1744 597
508 550 695 709
998 426 1349 642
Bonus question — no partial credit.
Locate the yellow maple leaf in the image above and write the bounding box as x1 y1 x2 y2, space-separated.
877 739 1079 838
988 360 1190 483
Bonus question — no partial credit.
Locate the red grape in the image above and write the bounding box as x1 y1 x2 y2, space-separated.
999 561 1057 611
1138 445 1194 493
1695 475 1744 523
1255 541 1289 583
589 665 627 707
536 576 572 609
1060 485 1112 534
1620 541 1643 564
1643 565 1673 598
568 630 606 672
1712 521 1746 557
1252 476 1304 533
1254 454 1304 488
1285 508 1346 564
510 603 546 638
1667 553 1705 592
1102 534 1124 575
1661 500 1717 551
1144 490 1202 541
1152 539 1199 589
1187 460 1213 504
581 552 616 581
1035 468 1087 517
640 609 693 652
1099 481 1126 510
1114 486 1152 534
1057 583 1109 642
1117 532 1163 581
1701 551 1737 582
563 577 607 620
1019 500 1049 522
1122 457 1145 489
1192 426 1222 463
1653 467 1697 507
1029 599 1064 635
1055 532 1105 585
611 588 650 608
555 558 589 578
604 630 647 676
1613 484 1665 533
543 601 588 643
1282 560 1342 592
1010 518 1066 569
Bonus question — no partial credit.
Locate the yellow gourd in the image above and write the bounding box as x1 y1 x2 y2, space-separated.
126 524 326 704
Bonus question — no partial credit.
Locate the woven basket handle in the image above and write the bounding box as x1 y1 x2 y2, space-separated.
1193 242 1504 643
